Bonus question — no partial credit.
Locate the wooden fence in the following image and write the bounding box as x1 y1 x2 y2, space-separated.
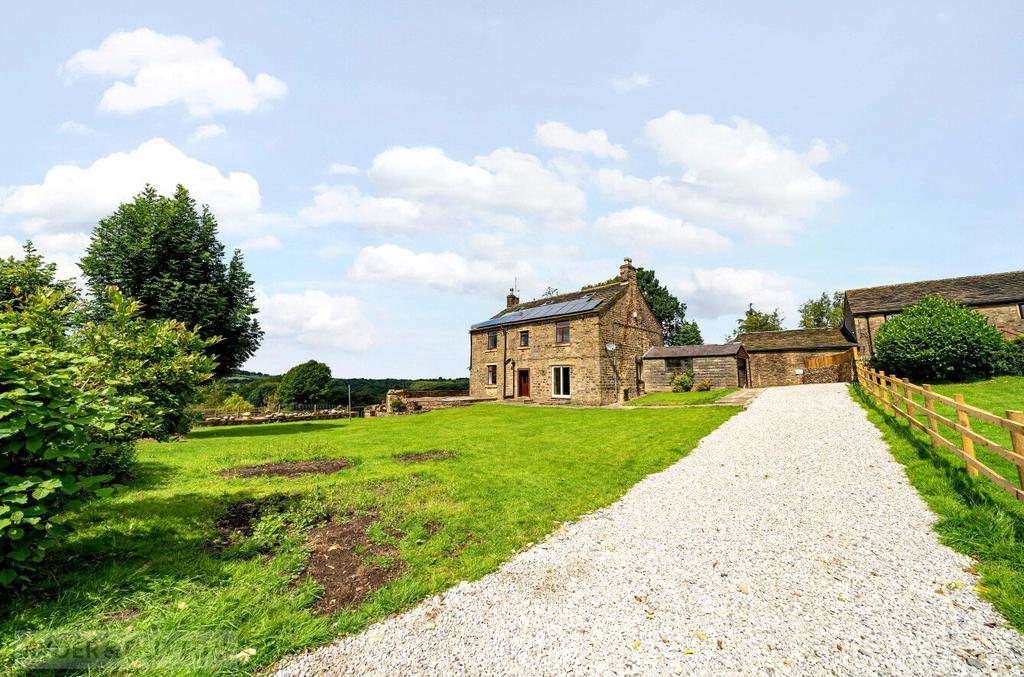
805 347 857 369
855 362 1024 502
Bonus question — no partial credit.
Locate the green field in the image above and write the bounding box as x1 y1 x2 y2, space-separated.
1 403 738 675
625 388 738 406
850 380 1024 631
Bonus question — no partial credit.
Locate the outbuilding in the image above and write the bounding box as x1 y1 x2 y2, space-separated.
642 344 750 391
736 328 858 388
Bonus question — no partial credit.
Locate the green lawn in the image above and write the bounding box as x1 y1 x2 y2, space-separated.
850 383 1024 632
625 388 738 407
886 376 1024 488
1 403 737 675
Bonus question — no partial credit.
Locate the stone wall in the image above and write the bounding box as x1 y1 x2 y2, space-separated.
384 389 490 416
748 349 855 388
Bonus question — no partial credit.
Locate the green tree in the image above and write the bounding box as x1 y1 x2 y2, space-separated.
279 360 333 406
798 291 844 328
873 296 1006 382
79 184 263 376
0 241 77 310
636 267 703 345
730 303 784 340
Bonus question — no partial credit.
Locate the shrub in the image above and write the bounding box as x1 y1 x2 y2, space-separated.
0 293 119 585
873 296 1006 382
994 338 1024 377
671 371 694 393
279 360 333 406
220 393 251 415
693 378 713 392
390 398 406 413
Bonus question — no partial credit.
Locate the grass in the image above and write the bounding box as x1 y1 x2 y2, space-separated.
0 403 738 675
882 375 1024 488
849 383 1024 632
624 388 738 406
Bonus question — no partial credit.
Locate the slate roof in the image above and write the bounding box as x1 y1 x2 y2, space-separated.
845 270 1024 315
643 344 745 359
736 328 856 352
470 283 625 330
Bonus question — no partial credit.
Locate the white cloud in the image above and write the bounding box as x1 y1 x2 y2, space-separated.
191 123 225 141
676 267 797 320
257 290 374 352
300 185 445 233
594 112 846 242
535 121 626 160
64 28 287 116
0 236 22 258
368 146 585 226
238 234 283 250
57 120 91 134
349 244 532 294
594 207 730 253
2 137 261 234
327 163 360 175
611 72 654 93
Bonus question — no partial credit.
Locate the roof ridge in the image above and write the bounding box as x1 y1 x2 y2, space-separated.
846 269 1024 294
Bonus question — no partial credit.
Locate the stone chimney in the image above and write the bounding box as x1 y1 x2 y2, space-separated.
506 288 520 308
619 257 637 285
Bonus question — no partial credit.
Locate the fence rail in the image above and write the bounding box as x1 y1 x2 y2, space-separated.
805 347 857 369
855 362 1024 502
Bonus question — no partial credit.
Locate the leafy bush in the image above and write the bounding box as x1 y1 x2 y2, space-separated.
873 296 1006 382
220 393 251 415
390 398 407 413
76 288 217 440
693 378 713 392
238 379 280 407
279 360 333 406
671 371 694 393
994 338 1024 377
0 293 119 585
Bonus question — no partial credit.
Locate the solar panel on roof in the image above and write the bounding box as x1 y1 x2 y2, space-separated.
470 295 602 329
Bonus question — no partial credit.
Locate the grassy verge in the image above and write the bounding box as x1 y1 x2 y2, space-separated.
625 388 738 407
0 403 738 675
849 383 1024 631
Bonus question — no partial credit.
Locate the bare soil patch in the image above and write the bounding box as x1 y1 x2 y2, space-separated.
394 450 457 462
303 514 405 615
210 494 289 552
220 459 352 479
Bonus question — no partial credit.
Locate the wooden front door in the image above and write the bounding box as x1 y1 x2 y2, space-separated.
517 369 530 397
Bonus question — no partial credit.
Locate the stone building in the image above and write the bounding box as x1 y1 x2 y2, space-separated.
737 328 858 388
642 344 750 391
843 270 1024 355
468 258 662 405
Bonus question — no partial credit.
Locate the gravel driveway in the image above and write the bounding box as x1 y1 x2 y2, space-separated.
275 384 1024 675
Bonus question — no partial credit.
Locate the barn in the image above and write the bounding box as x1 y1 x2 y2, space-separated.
736 328 858 388
642 344 750 391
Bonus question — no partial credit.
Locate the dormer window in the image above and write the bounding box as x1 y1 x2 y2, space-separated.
486 331 498 350
555 321 570 344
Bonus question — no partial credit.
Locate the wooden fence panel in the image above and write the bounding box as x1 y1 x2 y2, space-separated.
853 362 1024 501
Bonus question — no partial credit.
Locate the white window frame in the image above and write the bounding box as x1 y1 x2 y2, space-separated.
486 363 497 386
552 365 571 399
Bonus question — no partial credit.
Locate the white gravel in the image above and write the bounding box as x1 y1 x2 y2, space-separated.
275 384 1024 676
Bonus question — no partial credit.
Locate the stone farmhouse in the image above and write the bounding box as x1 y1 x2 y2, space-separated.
468 259 662 405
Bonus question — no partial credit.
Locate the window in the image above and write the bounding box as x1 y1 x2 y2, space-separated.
552 366 571 398
520 330 529 347
486 364 497 385
486 331 498 350
555 320 570 344
665 358 692 374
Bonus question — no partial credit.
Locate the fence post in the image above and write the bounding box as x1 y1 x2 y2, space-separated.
1007 410 1024 490
879 371 892 414
922 385 940 447
953 394 978 477
900 380 912 419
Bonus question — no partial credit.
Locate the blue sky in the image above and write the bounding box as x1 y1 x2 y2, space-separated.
2 2 1022 377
